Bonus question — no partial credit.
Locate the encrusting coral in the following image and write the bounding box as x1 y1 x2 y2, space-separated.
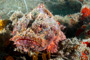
0 19 7 31
0 19 12 53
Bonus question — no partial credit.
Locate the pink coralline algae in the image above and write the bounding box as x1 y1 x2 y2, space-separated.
10 4 66 53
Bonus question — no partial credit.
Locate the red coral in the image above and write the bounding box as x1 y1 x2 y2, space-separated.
81 6 90 18
81 52 88 60
83 41 90 47
76 28 85 36
86 30 90 35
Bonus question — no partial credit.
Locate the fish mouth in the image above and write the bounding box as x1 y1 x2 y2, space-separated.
13 38 44 51
15 38 41 46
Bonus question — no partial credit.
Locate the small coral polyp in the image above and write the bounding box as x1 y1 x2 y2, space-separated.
11 4 66 53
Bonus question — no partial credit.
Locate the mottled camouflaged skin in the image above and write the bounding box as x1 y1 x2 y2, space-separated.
11 4 66 53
